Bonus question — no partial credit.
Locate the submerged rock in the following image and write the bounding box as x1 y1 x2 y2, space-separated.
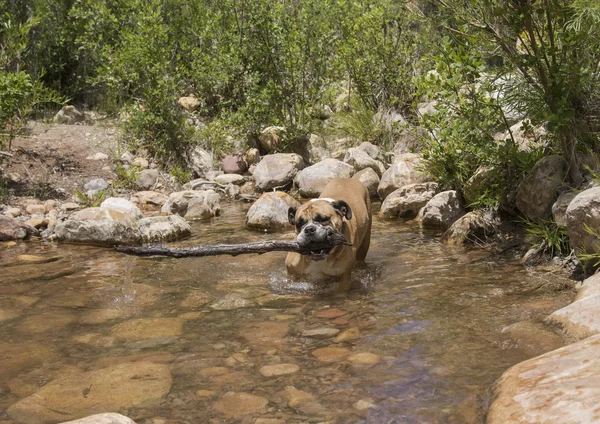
487 334 600 424
110 318 184 340
259 363 300 377
212 391 269 419
246 191 300 231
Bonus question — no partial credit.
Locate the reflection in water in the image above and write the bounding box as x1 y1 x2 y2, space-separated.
0 202 574 423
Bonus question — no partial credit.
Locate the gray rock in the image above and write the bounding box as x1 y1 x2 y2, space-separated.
168 190 221 219
442 210 499 245
253 153 305 191
136 169 159 190
380 183 437 219
59 413 137 424
215 174 245 186
487 333 600 424
258 126 284 153
187 146 214 177
138 215 192 242
54 207 142 246
0 215 37 241
135 191 168 207
307 134 331 164
246 192 300 231
343 148 386 176
552 191 577 227
4 207 22 217
420 190 466 229
222 154 248 174
356 142 385 163
463 165 496 205
83 178 109 195
54 105 85 124
377 153 431 200
244 148 261 166
494 119 548 152
352 168 380 198
100 197 144 220
294 158 354 198
516 155 567 220
565 187 600 255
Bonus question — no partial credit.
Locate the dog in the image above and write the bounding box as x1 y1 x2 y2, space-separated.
286 178 372 290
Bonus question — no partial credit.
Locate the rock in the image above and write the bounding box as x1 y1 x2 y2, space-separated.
138 215 191 242
0 343 55 379
225 183 240 199
546 273 600 340
442 210 499 246
178 95 200 111
100 197 144 220
420 190 466 229
187 146 214 177
135 191 168 207
333 327 360 343
516 155 567 220
566 187 600 256
210 293 255 310
501 321 564 357
240 321 289 351
222 154 248 174
4 207 22 217
344 147 386 176
26 204 46 215
552 191 577 228
136 169 159 190
200 366 230 377
132 157 149 169
347 352 381 365
212 392 269 419
0 215 37 241
301 328 340 338
55 207 142 246
180 291 211 308
259 363 300 377
356 141 385 163
246 192 300 231
110 318 184 340
54 105 84 124
168 190 221 219
463 165 496 205
315 308 346 319
59 413 137 424
352 168 380 198
354 399 376 411
294 158 355 198
25 216 49 229
253 153 305 191
196 389 217 398
495 119 548 152
380 182 437 219
214 173 245 185
391 128 422 156
378 153 431 200
7 362 172 424
61 202 80 212
244 148 260 166
86 152 109 161
17 311 77 334
417 100 438 117
486 334 600 424
311 347 351 362
258 126 284 153
283 386 315 408
84 178 109 195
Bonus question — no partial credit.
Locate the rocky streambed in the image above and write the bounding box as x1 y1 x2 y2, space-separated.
0 202 578 423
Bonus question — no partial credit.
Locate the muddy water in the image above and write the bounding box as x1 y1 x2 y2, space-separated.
0 203 574 423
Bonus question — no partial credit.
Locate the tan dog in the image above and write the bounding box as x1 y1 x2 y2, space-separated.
286 178 372 290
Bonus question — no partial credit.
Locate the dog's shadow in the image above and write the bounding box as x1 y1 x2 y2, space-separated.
269 261 383 296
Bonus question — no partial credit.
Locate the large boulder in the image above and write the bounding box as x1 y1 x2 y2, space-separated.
166 190 221 220
55 208 141 246
419 190 466 229
7 362 171 424
486 334 600 424
380 183 437 219
222 154 248 174
462 165 496 205
0 215 37 241
187 146 214 177
294 159 355 198
258 126 284 153
565 187 600 255
352 168 380 198
343 147 386 176
442 210 499 246
54 105 85 124
100 197 144 221
138 215 192 242
377 153 431 200
552 191 577 228
516 155 567 220
253 153 305 191
546 273 600 340
246 192 300 231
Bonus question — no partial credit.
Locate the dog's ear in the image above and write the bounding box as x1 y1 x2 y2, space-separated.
288 207 297 225
332 200 352 220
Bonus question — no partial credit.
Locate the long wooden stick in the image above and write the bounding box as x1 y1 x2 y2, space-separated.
115 232 351 258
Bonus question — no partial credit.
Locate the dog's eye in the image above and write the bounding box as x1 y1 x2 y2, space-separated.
314 215 329 223
296 218 306 229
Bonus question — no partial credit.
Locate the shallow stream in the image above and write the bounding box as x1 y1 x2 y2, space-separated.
0 202 574 423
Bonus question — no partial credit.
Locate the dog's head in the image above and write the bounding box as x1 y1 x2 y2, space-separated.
288 198 352 261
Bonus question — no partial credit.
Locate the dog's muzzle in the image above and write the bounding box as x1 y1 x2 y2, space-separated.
297 223 335 261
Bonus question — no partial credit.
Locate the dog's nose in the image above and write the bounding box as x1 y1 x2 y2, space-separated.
304 224 316 235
